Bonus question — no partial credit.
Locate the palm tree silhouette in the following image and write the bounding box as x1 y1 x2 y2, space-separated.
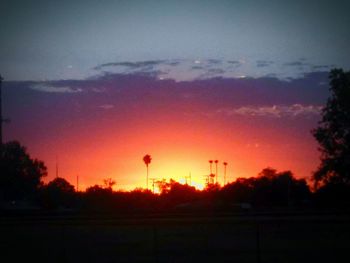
209 172 215 184
215 160 218 184
209 160 213 174
223 162 228 186
143 154 152 190
209 160 213 185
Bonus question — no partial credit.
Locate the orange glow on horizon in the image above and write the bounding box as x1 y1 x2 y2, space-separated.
26 108 318 191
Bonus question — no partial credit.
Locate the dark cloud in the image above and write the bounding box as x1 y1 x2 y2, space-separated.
94 60 166 70
227 60 241 65
4 71 329 129
312 65 331 70
90 59 333 82
263 73 277 78
207 68 225 74
129 69 167 78
256 60 274 67
192 65 204 70
207 59 221 64
226 60 242 69
165 60 181 66
284 61 309 67
196 68 226 80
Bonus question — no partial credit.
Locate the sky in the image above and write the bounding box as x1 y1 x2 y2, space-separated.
1 0 350 190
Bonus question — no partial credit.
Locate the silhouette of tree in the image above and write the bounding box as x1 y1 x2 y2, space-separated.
312 69 350 187
86 184 112 194
47 177 75 193
0 141 47 201
214 160 219 184
205 180 221 192
155 178 169 194
127 188 157 212
143 154 152 190
207 160 214 186
209 160 213 174
103 178 116 190
221 168 310 207
84 184 114 211
254 168 310 206
221 177 254 204
159 179 198 208
40 177 75 209
313 182 350 207
209 172 216 185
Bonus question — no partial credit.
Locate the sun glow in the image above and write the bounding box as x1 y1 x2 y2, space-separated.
191 181 205 190
34 100 317 192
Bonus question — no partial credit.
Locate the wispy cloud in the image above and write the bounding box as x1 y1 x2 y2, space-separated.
215 104 323 118
30 84 82 93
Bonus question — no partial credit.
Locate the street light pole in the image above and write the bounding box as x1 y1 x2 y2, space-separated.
0 74 3 146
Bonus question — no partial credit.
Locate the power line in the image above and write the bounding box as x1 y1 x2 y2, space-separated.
184 172 192 185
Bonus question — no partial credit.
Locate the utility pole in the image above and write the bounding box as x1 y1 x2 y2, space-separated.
184 172 192 185
149 178 158 193
56 155 59 178
0 74 3 146
0 75 10 152
214 160 218 184
204 175 209 188
76 175 79 192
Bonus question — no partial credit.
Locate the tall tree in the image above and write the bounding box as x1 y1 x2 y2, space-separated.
40 177 75 209
312 69 350 187
103 178 116 190
208 160 213 185
143 154 152 190
0 141 47 201
223 162 228 186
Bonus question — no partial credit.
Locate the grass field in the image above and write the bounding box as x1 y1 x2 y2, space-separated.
1 212 349 263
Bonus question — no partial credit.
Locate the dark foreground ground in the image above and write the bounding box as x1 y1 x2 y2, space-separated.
0 211 349 263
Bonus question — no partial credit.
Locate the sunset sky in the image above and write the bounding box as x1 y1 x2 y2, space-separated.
2 0 350 190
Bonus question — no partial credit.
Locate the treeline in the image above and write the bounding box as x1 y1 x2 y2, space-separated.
41 168 349 212
1 141 350 213
1 69 350 213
